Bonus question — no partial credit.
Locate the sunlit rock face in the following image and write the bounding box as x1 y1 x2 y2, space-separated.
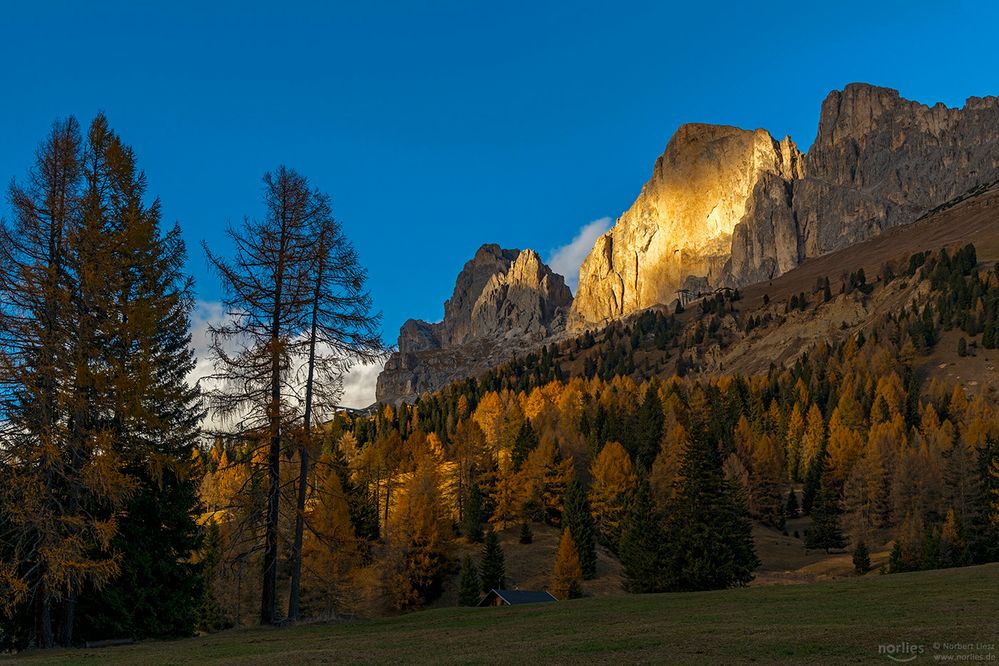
440 244 572 347
570 123 803 329
378 83 999 403
727 84 999 285
376 244 571 403
573 84 999 329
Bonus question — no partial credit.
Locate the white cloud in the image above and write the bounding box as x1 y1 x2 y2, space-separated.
187 300 383 425
188 300 225 391
339 358 385 409
546 217 613 293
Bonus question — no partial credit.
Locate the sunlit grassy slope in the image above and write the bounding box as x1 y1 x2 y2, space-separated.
12 563 998 665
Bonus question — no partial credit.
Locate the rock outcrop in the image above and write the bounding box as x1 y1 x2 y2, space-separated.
376 244 571 403
728 84 999 286
379 83 999 403
570 124 803 328
572 84 999 329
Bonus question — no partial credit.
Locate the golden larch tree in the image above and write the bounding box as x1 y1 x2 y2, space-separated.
588 441 637 548
550 529 583 600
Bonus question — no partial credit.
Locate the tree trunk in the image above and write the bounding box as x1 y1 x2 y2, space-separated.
261 433 280 624
287 444 310 622
261 342 282 625
261 233 287 625
288 264 323 621
35 581 53 649
384 480 391 528
58 589 76 647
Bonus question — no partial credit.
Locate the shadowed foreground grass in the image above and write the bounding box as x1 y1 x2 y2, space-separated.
11 564 999 665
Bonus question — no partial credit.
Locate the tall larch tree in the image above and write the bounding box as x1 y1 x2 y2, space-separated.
1 115 203 646
287 191 382 622
588 441 637 550
649 418 688 510
452 418 488 529
0 117 85 648
785 403 806 481
749 433 786 528
72 117 205 641
299 454 358 618
204 167 318 624
800 403 826 474
386 459 450 610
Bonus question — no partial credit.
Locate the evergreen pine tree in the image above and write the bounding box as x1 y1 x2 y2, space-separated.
921 526 944 570
75 118 206 641
194 522 231 631
519 522 533 544
462 483 484 543
887 541 906 573
619 480 665 593
853 541 871 574
939 509 966 568
805 480 847 553
511 420 539 472
965 436 999 564
785 487 800 518
660 429 759 591
563 479 598 579
479 530 505 593
802 441 828 515
458 556 481 606
635 381 664 470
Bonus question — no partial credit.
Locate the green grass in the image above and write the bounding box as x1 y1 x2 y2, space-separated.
10 564 999 665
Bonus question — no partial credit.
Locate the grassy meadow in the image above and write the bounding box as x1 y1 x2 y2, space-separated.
10 563 998 665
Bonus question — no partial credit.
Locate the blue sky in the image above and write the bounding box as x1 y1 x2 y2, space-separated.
2 1 998 404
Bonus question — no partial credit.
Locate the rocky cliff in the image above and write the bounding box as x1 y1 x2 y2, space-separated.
571 83 999 328
570 124 803 328
378 83 999 403
376 244 571 403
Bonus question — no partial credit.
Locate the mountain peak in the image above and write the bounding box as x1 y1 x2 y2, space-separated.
572 83 999 329
376 245 571 403
570 122 803 329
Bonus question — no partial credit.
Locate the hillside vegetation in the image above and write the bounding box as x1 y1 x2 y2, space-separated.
7 119 998 651
189 239 999 623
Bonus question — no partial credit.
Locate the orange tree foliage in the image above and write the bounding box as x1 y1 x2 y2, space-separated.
588 441 638 550
192 246 999 620
300 455 359 618
385 459 451 610
550 529 583 600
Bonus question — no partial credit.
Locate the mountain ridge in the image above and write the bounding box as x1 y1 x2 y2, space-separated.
571 82 999 329
376 83 999 404
375 244 571 403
